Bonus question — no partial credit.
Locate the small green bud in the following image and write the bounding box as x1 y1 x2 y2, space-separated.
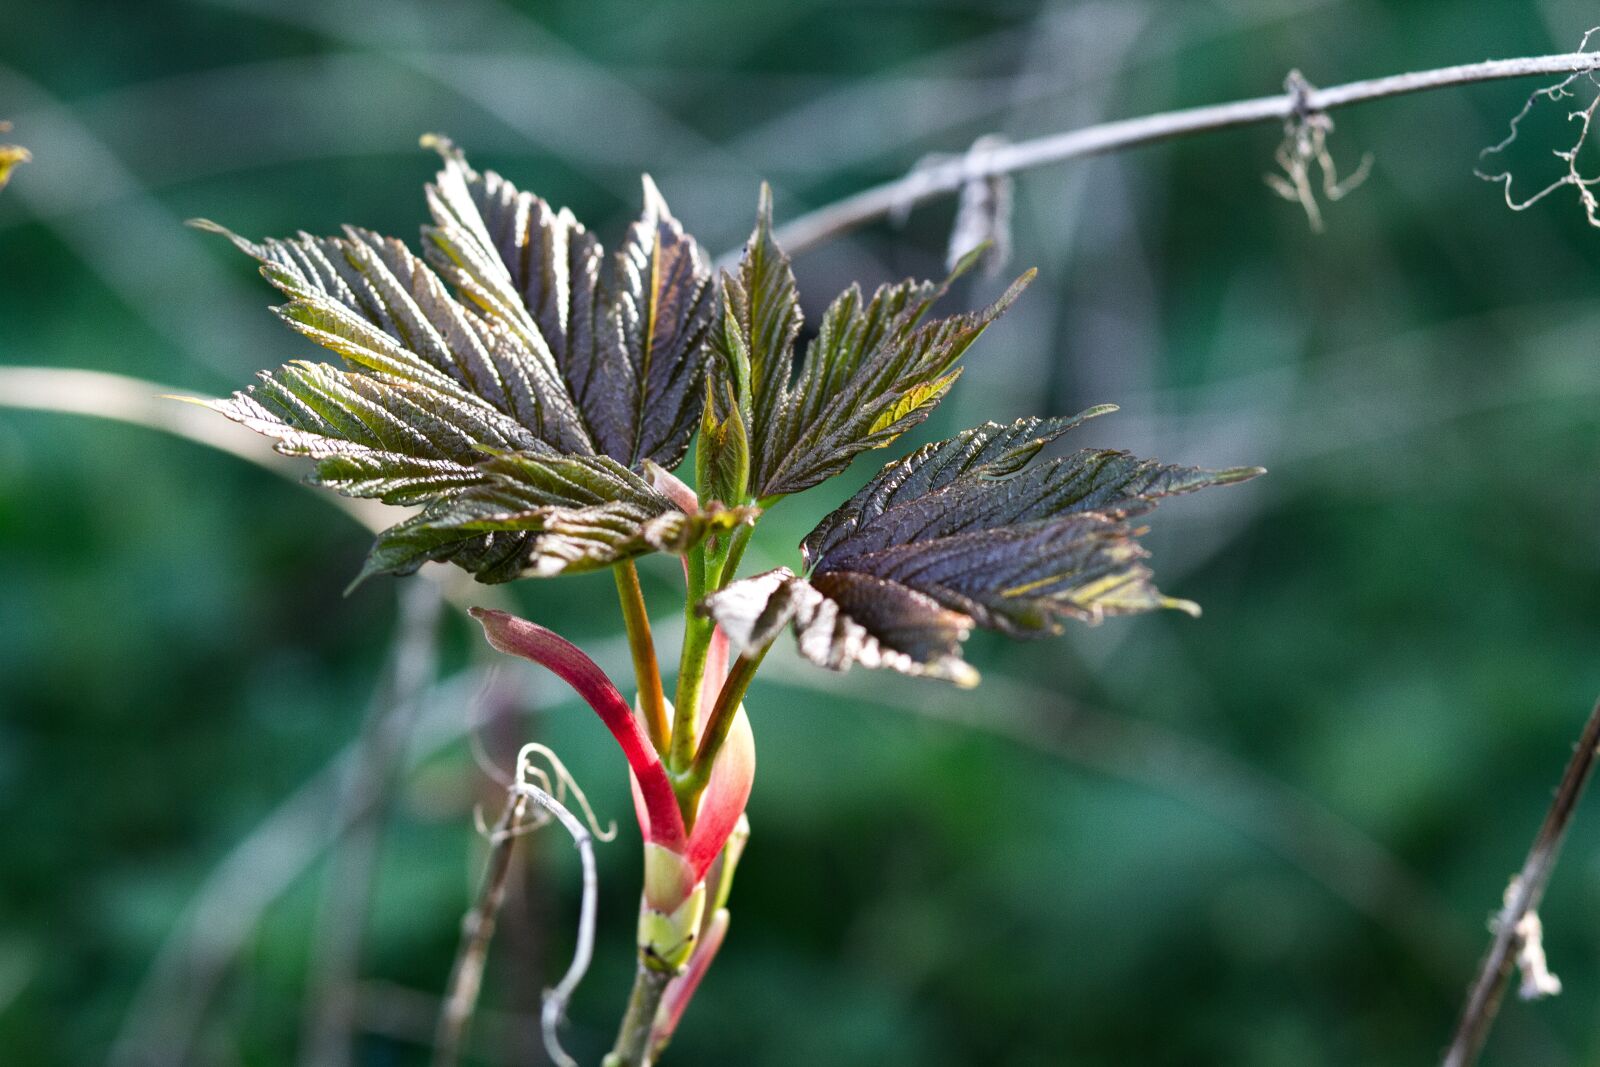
639 880 706 972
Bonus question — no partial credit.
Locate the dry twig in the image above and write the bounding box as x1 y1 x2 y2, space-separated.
769 49 1600 256
434 744 611 1067
1264 70 1373 232
1441 696 1600 1067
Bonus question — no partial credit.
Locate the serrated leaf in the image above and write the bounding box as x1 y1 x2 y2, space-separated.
711 187 1035 501
605 175 718 467
702 414 1263 684
362 451 759 583
799 409 1114 565
199 139 723 585
696 379 750 508
423 141 713 469
195 218 593 454
700 567 977 687
712 184 800 442
199 361 537 505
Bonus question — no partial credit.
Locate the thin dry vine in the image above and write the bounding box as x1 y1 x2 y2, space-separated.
434 744 613 1067
1476 30 1600 227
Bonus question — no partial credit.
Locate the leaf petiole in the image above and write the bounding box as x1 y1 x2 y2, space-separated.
615 560 670 754
669 542 713 776
680 647 767 802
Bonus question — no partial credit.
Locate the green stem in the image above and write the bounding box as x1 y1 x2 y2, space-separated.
668 519 759 791
669 544 712 775
603 962 672 1067
615 561 670 754
717 522 755 587
682 648 767 799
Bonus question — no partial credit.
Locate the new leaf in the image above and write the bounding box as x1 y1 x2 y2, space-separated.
197 141 725 583
710 189 1034 502
702 413 1263 685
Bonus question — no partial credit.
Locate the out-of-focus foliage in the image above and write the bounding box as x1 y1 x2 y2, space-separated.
4 2 1600 1066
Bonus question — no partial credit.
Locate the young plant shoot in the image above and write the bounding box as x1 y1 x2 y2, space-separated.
196 137 1263 1065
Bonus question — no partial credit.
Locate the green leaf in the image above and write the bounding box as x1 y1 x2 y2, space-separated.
193 217 594 454
362 451 759 583
422 139 714 469
711 184 800 444
696 379 751 509
701 414 1263 685
198 139 723 585
711 188 1035 501
198 360 535 505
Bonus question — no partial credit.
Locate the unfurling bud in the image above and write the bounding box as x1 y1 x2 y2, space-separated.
640 842 708 971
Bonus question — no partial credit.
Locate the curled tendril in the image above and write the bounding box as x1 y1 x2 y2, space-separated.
1477 28 1600 227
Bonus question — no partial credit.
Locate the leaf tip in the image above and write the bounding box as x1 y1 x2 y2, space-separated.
162 392 217 408
188 217 261 258
1223 465 1268 484
946 660 981 689
994 267 1037 310
342 568 376 597
1164 597 1203 618
419 131 457 158
640 173 672 222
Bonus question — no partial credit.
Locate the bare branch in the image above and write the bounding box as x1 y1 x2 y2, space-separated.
769 50 1600 257
1442 696 1600 1067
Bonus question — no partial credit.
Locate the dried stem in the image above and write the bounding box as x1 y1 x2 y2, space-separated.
768 50 1600 257
1476 33 1600 228
1441 696 1600 1067
436 746 607 1067
433 788 530 1067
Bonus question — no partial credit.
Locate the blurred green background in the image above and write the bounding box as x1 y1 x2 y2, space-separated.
5 0 1600 1064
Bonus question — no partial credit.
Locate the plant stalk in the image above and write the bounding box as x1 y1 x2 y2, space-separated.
760 50 1600 260
616 560 671 753
669 544 713 775
604 963 673 1067
1441 695 1600 1066
433 788 529 1067
683 650 768 799
717 522 756 587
